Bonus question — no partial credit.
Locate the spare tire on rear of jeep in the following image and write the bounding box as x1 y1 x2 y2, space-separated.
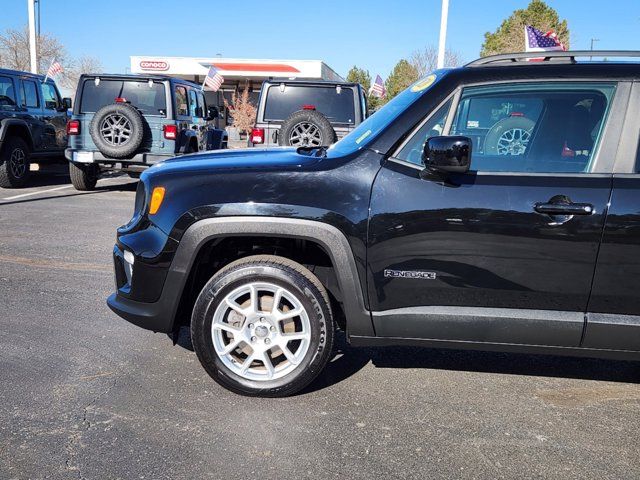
278 110 337 147
90 103 144 159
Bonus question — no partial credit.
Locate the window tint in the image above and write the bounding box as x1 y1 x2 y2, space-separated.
21 80 39 108
41 82 61 110
0 76 16 109
197 91 206 118
264 85 355 123
450 83 615 173
396 100 452 165
80 79 166 115
175 86 188 116
188 89 198 117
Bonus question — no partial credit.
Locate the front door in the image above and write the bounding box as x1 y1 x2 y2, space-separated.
40 81 68 152
368 81 625 346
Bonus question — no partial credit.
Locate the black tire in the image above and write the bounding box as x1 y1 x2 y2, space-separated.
69 162 99 191
278 110 337 147
191 255 335 397
0 137 30 188
89 103 144 159
484 116 536 156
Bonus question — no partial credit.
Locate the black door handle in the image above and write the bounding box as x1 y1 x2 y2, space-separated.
534 202 594 216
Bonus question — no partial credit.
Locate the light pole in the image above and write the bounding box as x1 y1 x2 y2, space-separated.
590 38 600 61
437 0 450 69
27 0 38 73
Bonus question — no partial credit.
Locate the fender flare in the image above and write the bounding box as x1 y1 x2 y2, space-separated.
159 216 374 336
0 118 33 147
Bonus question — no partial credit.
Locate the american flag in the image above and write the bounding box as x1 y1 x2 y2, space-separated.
202 66 224 92
525 25 566 56
46 61 63 78
369 74 386 98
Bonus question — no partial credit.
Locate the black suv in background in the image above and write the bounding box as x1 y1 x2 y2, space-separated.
0 68 71 187
65 74 227 190
108 51 640 397
248 80 367 147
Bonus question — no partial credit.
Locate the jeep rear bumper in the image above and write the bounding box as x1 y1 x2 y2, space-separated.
65 148 173 165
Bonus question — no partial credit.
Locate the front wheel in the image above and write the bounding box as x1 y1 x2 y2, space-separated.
191 255 335 397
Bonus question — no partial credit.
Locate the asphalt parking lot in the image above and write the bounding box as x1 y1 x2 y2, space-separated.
1 167 639 479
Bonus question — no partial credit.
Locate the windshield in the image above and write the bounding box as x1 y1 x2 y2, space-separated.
80 79 167 116
263 84 356 124
327 72 444 156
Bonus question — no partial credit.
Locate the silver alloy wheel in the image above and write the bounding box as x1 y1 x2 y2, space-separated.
496 128 532 155
100 114 132 146
211 282 312 381
9 148 26 178
288 122 323 147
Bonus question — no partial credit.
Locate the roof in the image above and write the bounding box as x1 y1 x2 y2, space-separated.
263 79 361 87
78 73 201 88
0 67 55 82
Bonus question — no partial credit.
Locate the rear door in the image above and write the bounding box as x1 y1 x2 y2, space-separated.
367 80 628 346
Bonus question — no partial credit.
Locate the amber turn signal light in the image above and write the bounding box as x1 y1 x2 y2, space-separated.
149 187 165 215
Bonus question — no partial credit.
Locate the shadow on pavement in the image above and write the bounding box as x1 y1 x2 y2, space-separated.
0 177 137 206
172 325 640 392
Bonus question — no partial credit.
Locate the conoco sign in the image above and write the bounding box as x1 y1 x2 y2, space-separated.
139 60 169 71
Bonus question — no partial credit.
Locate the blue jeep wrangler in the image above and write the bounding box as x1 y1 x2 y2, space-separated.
65 74 227 190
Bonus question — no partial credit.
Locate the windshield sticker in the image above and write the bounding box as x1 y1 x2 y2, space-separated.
411 74 437 92
467 120 479 128
355 130 372 144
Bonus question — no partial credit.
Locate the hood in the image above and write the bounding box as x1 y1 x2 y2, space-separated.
143 147 323 178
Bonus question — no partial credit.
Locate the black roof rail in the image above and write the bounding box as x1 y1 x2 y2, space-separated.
466 50 640 67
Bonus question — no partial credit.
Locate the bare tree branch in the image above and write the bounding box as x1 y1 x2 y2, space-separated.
410 45 462 77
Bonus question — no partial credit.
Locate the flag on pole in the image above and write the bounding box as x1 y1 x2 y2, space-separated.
525 25 566 60
202 66 224 92
43 60 63 82
369 74 386 98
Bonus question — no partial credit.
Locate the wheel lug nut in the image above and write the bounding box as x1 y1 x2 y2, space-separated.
264 338 270 344
251 336 257 342
260 317 265 321
248 323 254 329
270 326 276 332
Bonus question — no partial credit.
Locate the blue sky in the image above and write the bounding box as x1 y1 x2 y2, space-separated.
1 0 639 78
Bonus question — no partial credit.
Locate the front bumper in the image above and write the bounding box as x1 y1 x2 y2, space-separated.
65 148 173 165
108 231 180 333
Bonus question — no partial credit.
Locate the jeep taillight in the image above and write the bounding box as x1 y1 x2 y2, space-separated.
67 120 80 135
251 128 264 144
163 124 178 140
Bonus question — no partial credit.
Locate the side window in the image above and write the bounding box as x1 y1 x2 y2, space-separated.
450 83 615 173
175 86 188 116
41 82 61 110
188 89 198 117
197 91 206 118
0 76 16 109
20 80 39 108
395 100 452 165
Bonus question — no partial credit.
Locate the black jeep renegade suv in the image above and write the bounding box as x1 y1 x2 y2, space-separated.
108 51 640 397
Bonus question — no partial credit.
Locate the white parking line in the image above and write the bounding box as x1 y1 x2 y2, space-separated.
0 185 72 201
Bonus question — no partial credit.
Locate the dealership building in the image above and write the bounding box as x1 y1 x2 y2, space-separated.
130 56 343 124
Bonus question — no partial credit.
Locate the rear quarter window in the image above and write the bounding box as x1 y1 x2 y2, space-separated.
80 79 167 116
263 85 356 124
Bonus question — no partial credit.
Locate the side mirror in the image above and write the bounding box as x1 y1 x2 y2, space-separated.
62 97 72 109
206 106 219 121
423 136 472 174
